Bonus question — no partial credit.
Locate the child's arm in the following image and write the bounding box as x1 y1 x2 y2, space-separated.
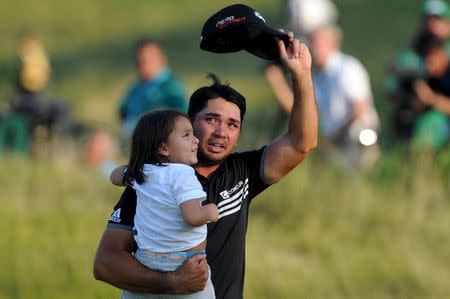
180 199 219 227
110 165 128 186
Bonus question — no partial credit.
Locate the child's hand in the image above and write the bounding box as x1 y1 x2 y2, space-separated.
204 203 219 222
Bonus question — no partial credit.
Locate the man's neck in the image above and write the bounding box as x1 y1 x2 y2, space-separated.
194 163 220 179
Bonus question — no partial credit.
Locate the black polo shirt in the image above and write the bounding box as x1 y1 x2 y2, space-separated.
107 147 271 299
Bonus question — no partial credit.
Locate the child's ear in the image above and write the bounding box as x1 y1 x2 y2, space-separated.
159 143 169 157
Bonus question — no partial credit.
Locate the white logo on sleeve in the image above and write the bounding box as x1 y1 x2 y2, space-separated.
109 208 122 223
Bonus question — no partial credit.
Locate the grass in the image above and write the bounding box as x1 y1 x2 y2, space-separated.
0 151 448 299
246 151 450 298
1 0 449 298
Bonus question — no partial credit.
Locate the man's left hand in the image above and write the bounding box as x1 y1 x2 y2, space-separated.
277 31 312 74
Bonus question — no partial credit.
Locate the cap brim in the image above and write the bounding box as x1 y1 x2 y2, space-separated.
244 23 290 60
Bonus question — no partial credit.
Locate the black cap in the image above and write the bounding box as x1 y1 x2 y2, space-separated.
200 4 290 60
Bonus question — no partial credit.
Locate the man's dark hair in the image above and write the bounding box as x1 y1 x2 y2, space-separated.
124 109 189 185
413 32 446 58
188 73 247 123
134 37 163 53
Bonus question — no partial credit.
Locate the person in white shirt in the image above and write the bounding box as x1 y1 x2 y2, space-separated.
266 24 380 168
110 109 219 299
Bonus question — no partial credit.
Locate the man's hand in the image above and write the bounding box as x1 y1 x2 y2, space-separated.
277 31 312 74
414 80 437 106
414 80 450 115
169 253 209 294
93 227 209 294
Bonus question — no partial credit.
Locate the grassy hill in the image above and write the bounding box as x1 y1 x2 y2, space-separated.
0 0 449 298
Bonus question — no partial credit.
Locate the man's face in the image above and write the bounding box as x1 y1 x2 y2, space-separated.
136 44 166 80
311 27 339 69
192 98 241 165
427 15 450 39
425 47 449 77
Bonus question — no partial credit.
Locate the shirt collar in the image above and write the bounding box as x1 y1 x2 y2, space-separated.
141 67 171 84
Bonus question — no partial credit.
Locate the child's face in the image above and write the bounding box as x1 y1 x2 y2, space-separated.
159 116 199 165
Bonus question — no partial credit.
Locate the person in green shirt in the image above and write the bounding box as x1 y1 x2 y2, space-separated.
119 38 188 139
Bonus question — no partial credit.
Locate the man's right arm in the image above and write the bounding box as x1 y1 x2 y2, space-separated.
93 227 209 293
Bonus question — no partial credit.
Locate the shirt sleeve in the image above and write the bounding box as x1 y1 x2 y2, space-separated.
235 146 271 203
341 57 372 103
170 165 206 205
107 186 137 230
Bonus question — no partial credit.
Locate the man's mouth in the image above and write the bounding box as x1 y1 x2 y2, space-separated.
208 143 225 152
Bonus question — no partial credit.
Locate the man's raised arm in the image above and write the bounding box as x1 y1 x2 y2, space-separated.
263 32 318 184
93 227 208 294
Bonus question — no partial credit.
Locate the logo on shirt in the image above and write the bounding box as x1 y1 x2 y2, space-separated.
218 179 249 219
109 208 122 223
220 190 230 199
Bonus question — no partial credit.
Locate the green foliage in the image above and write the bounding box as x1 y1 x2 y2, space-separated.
246 154 450 298
0 152 448 299
0 0 449 298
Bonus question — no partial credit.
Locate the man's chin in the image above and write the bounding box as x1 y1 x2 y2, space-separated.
197 151 225 166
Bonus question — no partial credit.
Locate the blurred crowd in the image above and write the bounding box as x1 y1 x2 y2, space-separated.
387 0 450 153
1 0 449 173
265 0 449 169
0 30 87 156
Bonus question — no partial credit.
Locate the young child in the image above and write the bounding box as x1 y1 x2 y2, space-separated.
110 109 219 299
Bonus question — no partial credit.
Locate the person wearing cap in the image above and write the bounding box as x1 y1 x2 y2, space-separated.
267 24 379 169
412 33 450 150
118 38 187 142
93 6 318 298
283 0 338 41
386 0 450 148
421 0 450 40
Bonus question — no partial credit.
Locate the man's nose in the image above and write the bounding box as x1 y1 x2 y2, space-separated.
213 122 226 137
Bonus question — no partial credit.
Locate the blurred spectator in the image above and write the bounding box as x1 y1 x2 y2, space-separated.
412 33 450 150
310 25 380 168
16 30 51 94
283 0 338 41
118 38 187 141
0 111 29 155
386 0 450 147
419 0 450 40
266 24 380 169
8 30 85 150
84 130 118 176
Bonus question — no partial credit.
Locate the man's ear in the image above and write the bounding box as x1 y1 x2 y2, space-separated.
159 143 169 157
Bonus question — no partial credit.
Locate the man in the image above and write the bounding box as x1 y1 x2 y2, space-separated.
413 33 450 150
94 34 318 298
266 24 379 168
386 0 450 146
119 38 187 138
284 0 338 40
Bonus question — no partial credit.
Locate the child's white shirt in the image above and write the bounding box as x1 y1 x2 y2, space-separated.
132 163 207 252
